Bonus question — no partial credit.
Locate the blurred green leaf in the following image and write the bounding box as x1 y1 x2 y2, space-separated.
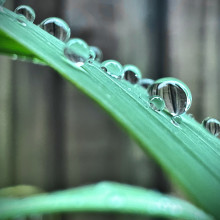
0 182 213 220
0 7 220 219
0 185 45 198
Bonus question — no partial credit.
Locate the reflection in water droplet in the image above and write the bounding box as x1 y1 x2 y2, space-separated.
90 46 103 62
39 17 70 42
101 60 123 79
202 117 220 136
148 77 192 116
64 38 90 67
16 15 27 26
0 0 5 6
14 5 35 23
122 64 142 84
171 115 182 127
139 78 154 89
150 96 165 112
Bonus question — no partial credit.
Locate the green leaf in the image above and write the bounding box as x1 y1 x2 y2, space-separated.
0 182 213 220
0 7 220 218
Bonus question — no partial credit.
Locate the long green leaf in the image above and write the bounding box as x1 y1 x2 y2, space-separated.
0 7 220 218
0 182 213 220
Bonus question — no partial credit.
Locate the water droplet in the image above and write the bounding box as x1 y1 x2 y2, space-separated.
12 54 18 60
64 38 90 66
0 0 5 6
139 78 154 89
90 46 103 62
171 115 182 126
188 113 194 119
148 77 192 116
39 17 70 42
202 117 220 136
101 60 123 79
14 5 35 23
122 64 142 84
150 96 165 111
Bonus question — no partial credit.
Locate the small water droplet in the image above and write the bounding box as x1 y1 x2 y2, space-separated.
0 0 5 6
101 60 123 79
12 54 18 60
148 77 192 116
39 17 70 42
90 46 103 62
188 113 194 119
171 115 182 126
202 117 220 136
139 78 154 89
64 38 90 66
123 64 142 84
150 96 165 112
14 5 35 23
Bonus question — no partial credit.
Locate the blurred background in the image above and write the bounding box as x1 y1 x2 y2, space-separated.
0 0 220 219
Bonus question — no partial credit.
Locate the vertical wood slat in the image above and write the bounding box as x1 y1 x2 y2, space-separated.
168 0 220 121
63 0 158 190
0 56 12 187
12 62 55 189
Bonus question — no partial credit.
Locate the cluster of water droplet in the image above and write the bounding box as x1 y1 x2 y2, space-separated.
9 4 220 136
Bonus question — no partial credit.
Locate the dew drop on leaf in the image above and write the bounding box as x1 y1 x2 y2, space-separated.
150 96 165 112
14 5 35 23
188 113 194 119
90 46 103 62
202 117 220 137
39 17 70 42
139 78 154 89
122 64 142 84
171 115 182 127
101 60 123 79
148 77 192 116
64 38 90 67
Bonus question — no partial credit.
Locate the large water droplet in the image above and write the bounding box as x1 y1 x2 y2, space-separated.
90 46 103 62
14 5 35 23
0 0 5 6
150 96 165 112
148 77 192 116
123 64 142 84
64 38 90 67
101 60 123 79
202 117 220 136
39 17 70 42
139 78 154 89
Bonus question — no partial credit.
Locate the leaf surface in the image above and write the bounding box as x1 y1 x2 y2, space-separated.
0 182 213 220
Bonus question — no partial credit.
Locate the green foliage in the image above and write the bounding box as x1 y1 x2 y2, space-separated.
0 182 213 220
0 7 220 219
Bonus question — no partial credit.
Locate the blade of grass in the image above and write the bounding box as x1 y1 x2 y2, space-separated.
0 182 213 220
0 7 220 218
